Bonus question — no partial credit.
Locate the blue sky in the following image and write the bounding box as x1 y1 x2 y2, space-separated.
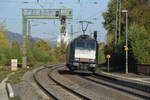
0 0 110 43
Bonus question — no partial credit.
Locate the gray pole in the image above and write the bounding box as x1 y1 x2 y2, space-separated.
125 11 128 74
115 0 118 45
28 20 30 39
108 58 110 72
71 24 73 40
22 16 27 68
118 0 121 42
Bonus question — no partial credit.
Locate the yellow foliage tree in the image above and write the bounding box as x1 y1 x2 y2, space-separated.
0 24 9 48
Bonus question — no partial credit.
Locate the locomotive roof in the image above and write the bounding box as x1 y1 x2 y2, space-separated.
75 34 95 41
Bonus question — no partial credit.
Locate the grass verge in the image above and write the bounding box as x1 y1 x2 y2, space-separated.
0 66 11 82
7 66 39 84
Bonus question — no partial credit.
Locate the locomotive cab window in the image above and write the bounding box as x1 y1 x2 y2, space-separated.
76 41 85 49
75 41 96 50
87 42 96 50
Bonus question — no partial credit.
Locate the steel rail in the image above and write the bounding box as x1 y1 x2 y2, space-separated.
33 64 91 100
33 64 60 100
78 73 150 100
48 66 91 100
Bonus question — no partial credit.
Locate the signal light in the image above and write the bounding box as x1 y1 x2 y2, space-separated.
60 16 66 23
55 11 59 17
75 58 79 61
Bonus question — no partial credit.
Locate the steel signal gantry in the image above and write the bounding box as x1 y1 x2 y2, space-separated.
22 9 73 68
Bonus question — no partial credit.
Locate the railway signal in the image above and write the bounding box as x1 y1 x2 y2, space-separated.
124 46 128 51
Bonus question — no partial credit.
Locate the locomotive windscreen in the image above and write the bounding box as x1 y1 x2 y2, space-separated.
75 41 96 50
86 42 96 50
76 41 85 49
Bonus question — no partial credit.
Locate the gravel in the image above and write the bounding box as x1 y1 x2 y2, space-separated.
57 67 144 100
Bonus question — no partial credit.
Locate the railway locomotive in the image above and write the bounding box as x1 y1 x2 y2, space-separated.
66 31 98 72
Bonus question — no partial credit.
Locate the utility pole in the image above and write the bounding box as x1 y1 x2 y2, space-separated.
115 0 122 44
70 24 73 40
118 0 122 42
115 0 119 45
28 20 31 40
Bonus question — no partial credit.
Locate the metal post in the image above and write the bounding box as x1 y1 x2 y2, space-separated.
28 20 31 38
71 24 73 40
122 10 128 74
125 11 128 74
118 0 121 42
108 58 110 72
22 18 27 68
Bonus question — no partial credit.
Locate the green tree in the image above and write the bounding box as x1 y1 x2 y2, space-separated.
10 41 22 63
102 0 150 72
27 40 58 64
98 43 106 63
0 23 9 48
103 0 150 43
35 40 52 52
0 23 10 65
128 24 150 64
54 43 67 63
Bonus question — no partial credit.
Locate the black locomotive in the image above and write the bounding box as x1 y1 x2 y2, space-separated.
66 31 98 72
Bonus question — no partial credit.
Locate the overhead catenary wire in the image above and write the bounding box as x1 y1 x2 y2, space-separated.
1 0 105 43
0 0 100 4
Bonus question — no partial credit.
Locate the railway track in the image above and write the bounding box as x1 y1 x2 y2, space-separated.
33 64 149 100
33 64 91 100
50 66 143 100
78 73 150 100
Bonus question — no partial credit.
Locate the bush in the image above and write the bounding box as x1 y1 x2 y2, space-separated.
0 47 10 65
98 43 106 63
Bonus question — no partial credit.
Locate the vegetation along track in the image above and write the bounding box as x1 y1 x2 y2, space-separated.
78 73 150 100
33 64 91 100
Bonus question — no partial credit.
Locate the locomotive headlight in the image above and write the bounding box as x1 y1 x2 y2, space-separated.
75 58 79 61
73 62 79 66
